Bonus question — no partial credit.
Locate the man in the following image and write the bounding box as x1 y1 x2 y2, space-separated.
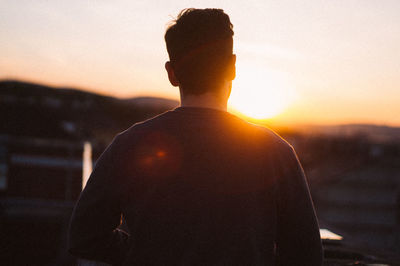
69 8 323 265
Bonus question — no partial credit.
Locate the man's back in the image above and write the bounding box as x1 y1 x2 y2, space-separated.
69 107 323 265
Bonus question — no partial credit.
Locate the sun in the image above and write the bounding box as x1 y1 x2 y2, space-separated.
228 63 295 120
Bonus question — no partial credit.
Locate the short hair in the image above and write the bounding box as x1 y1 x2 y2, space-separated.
165 8 234 95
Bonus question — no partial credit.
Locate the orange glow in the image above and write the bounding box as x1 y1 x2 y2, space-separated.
156 150 166 157
228 62 296 120
133 132 182 178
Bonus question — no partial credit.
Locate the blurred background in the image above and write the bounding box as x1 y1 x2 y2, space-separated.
1 1 399 265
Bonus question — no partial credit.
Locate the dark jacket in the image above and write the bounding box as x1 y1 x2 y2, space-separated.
68 107 323 265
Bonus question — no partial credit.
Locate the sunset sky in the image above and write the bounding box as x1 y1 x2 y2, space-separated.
1 0 399 126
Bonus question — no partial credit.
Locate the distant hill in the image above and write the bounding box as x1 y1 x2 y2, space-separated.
0 80 178 144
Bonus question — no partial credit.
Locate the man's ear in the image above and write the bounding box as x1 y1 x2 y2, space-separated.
227 54 236 81
165 61 180 87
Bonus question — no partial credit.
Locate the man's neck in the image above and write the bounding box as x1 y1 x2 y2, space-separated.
180 91 228 112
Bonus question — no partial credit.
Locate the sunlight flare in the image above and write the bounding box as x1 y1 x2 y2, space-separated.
228 63 296 120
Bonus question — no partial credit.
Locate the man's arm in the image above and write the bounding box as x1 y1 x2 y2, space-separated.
275 145 323 266
68 136 130 265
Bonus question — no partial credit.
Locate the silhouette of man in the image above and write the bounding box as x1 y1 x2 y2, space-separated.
69 8 323 265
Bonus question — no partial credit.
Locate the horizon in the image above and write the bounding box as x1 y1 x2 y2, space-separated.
1 1 399 126
2 78 400 129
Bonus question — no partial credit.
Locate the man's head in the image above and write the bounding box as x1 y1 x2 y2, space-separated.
165 8 235 97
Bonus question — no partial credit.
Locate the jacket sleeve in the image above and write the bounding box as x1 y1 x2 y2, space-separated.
275 145 323 266
68 136 130 265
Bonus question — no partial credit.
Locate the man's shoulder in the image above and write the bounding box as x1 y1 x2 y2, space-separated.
117 110 174 137
231 116 293 151
98 111 173 154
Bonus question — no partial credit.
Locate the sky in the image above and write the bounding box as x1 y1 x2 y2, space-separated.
1 0 399 126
